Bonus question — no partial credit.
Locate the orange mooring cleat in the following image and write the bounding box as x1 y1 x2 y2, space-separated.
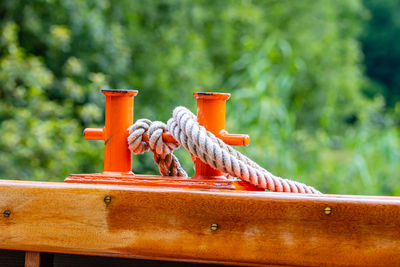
65 90 263 191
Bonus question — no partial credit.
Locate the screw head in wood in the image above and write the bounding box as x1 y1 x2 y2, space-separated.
210 223 218 231
3 210 10 217
104 196 112 204
324 207 332 215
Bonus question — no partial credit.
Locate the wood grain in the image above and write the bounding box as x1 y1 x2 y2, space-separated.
24 252 40 267
0 179 399 266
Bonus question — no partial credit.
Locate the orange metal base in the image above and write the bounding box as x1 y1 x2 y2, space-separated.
65 174 264 191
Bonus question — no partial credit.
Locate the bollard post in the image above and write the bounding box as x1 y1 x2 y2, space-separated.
192 92 250 179
83 89 138 175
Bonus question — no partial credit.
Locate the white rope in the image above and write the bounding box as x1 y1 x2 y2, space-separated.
128 107 321 194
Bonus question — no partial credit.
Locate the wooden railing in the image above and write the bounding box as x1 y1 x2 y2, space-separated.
1 179 400 266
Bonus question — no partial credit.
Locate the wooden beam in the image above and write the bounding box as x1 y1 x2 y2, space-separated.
0 179 400 266
25 252 40 267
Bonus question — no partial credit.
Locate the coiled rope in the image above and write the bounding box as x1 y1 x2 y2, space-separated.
128 106 321 194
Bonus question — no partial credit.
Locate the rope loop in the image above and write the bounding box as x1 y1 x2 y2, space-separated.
128 119 151 154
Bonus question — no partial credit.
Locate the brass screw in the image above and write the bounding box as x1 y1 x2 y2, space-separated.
324 206 332 215
104 196 112 204
210 223 218 231
3 210 10 217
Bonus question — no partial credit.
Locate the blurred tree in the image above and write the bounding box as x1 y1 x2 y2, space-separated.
0 0 398 195
361 0 400 106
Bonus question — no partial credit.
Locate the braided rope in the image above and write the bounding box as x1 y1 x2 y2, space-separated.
128 119 187 177
128 107 321 194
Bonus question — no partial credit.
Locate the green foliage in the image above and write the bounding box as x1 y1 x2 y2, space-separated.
0 22 103 180
0 0 399 195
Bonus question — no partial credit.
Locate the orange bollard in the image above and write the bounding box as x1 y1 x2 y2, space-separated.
83 89 138 175
192 92 250 179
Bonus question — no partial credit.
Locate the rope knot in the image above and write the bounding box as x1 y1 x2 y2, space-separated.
128 119 187 177
148 121 179 159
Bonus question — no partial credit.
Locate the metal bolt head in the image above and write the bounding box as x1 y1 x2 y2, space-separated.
324 206 332 215
210 223 218 231
104 196 112 204
3 210 10 217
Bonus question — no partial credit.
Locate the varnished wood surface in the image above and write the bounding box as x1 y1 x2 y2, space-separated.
0 179 400 266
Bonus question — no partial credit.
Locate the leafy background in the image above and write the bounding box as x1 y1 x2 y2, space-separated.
0 0 399 195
